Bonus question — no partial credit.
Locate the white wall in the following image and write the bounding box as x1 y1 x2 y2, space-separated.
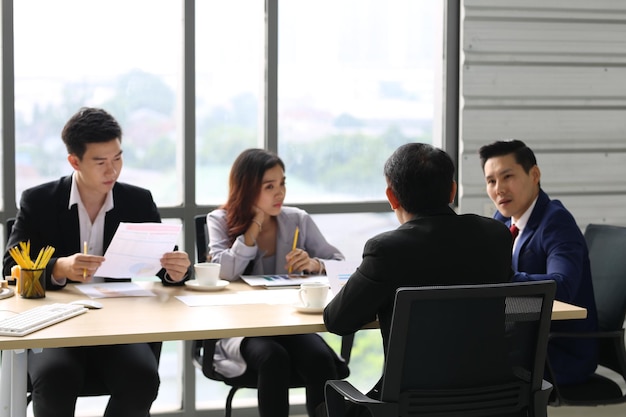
457 0 626 228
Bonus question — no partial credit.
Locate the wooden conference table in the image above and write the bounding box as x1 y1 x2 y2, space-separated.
0 280 587 416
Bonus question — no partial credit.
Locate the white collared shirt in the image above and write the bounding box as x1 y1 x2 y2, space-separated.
52 172 114 284
511 195 538 253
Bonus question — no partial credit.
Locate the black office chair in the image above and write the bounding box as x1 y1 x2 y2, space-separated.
4 217 16 280
547 223 626 406
195 214 210 263
191 213 353 417
4 216 16 249
5 217 15 238
325 281 557 417
4 217 162 407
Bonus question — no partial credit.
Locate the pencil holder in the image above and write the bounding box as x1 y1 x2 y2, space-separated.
20 268 46 299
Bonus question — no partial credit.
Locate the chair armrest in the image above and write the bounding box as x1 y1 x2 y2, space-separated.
191 340 203 369
327 380 379 404
190 339 223 380
548 329 626 376
532 379 553 417
325 380 397 417
200 339 219 378
549 329 623 340
340 333 355 364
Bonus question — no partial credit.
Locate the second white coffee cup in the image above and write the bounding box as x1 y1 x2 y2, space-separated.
298 282 329 308
194 263 221 286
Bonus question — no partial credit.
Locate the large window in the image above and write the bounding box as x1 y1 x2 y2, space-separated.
195 0 443 206
279 0 441 203
195 0 264 206
13 0 184 207
2 1 449 415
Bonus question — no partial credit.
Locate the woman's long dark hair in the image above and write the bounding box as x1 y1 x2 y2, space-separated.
222 149 285 244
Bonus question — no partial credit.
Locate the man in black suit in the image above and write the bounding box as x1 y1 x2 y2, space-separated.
323 143 513 415
3 107 191 417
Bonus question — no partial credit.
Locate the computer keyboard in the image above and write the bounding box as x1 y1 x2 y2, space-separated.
0 303 88 337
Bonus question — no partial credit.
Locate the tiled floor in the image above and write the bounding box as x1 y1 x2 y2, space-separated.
548 403 626 416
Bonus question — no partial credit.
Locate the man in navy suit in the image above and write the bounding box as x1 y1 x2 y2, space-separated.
3 107 191 417
479 139 598 385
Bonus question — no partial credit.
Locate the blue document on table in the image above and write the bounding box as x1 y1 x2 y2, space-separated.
240 274 328 288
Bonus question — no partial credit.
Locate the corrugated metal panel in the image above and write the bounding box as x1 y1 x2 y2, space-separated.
464 0 626 16
458 0 626 227
462 194 626 227
464 66 626 99
464 20 626 64
462 152 626 196
462 109 626 151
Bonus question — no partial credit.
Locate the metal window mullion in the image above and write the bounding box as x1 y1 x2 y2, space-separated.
265 0 278 153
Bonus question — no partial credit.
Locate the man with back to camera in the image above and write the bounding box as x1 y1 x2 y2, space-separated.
3 107 192 417
478 139 598 385
323 142 514 415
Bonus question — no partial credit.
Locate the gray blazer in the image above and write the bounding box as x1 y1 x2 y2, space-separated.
207 206 344 281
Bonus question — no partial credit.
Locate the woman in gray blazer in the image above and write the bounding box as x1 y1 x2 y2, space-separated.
206 148 346 417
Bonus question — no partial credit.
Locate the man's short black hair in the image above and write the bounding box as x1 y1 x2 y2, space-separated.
384 143 455 213
478 139 537 174
61 107 122 159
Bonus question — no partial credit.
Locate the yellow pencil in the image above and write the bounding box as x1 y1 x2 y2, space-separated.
288 227 299 274
33 247 44 268
37 246 55 269
83 241 88 279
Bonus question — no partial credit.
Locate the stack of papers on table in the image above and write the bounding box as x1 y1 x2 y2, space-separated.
77 282 156 298
177 289 298 307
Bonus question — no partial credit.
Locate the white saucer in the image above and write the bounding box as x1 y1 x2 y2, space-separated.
185 280 229 292
292 303 325 314
0 287 14 300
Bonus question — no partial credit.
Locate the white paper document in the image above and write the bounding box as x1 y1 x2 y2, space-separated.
96 222 182 279
176 289 298 307
325 259 360 295
77 282 156 298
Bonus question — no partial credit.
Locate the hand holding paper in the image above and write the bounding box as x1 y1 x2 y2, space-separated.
160 251 191 282
96 222 182 279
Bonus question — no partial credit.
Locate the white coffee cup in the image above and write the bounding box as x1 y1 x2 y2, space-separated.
194 263 221 286
298 282 329 308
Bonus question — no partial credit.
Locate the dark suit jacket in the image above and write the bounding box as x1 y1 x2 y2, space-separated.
3 175 188 287
495 189 598 384
324 206 514 397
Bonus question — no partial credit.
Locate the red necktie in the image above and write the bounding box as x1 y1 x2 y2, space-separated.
510 224 520 240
